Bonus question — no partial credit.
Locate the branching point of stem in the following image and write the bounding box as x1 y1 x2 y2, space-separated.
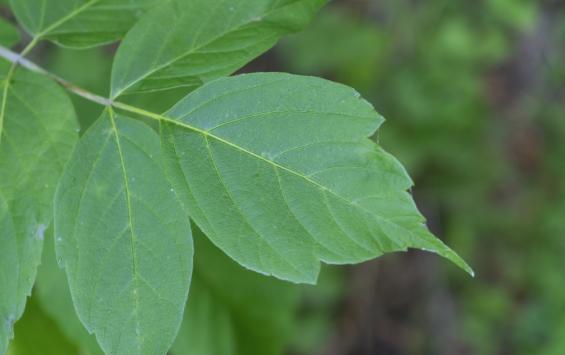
0 44 113 107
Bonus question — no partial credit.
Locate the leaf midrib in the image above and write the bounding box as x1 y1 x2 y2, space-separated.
113 102 418 242
107 108 142 352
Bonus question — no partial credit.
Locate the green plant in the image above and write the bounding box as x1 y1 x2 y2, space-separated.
0 1 472 354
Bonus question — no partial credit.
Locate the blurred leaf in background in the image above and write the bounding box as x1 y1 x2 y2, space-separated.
34 229 103 355
8 296 77 355
172 227 299 355
42 47 112 131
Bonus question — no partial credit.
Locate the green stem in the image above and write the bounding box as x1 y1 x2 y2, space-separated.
0 44 112 107
0 45 165 124
0 44 214 141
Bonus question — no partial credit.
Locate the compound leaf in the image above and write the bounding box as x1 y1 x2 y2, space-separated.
110 0 326 98
0 66 78 354
10 0 160 48
160 72 472 284
54 111 193 355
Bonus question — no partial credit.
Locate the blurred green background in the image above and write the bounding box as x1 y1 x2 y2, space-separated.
3 0 565 354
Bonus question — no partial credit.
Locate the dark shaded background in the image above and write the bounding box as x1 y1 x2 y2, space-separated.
4 0 564 354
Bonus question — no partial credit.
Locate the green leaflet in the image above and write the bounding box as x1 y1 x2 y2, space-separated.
35 230 103 355
0 65 78 353
0 18 20 48
9 0 160 48
110 0 326 98
54 111 193 355
172 228 299 355
160 72 473 284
